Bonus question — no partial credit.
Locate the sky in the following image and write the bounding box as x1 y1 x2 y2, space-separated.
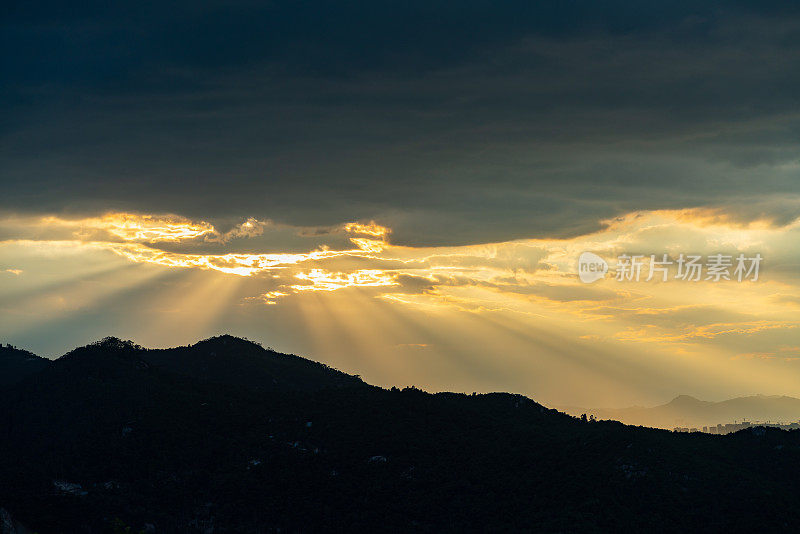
2 1 799 407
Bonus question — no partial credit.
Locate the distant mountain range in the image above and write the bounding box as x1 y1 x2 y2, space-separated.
560 394 800 429
3 336 800 532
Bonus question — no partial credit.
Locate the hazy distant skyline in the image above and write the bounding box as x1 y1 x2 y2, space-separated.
2 1 799 407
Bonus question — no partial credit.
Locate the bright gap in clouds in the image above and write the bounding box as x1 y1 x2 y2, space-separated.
0 209 798 407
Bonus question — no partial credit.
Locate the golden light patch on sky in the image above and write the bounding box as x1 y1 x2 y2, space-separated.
41 213 217 243
292 269 398 292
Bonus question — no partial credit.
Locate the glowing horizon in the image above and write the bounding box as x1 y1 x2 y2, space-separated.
1 207 798 408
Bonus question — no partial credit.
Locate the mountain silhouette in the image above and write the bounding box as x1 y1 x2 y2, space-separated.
145 334 365 391
563 394 800 429
0 344 50 386
3 336 800 532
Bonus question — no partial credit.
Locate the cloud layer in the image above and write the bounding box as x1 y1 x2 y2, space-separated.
3 1 800 244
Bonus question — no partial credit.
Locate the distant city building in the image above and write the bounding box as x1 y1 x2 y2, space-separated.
674 420 800 435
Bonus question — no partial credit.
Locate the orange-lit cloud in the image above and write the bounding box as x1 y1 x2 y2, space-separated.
42 213 217 243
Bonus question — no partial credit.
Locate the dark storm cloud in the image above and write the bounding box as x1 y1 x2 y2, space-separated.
2 1 800 245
